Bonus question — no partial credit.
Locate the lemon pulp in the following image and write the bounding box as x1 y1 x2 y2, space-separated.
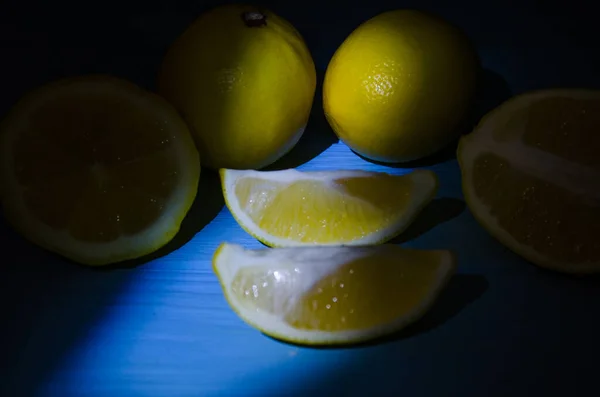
232 249 444 332
214 243 456 345
0 76 200 265
221 168 438 247
459 89 600 273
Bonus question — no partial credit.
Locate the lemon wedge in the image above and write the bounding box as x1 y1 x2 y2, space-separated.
220 168 438 247
0 76 200 265
213 243 456 345
458 89 600 273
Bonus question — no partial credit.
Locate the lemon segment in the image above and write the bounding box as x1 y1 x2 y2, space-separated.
220 168 438 247
0 76 200 265
213 243 456 345
458 89 600 273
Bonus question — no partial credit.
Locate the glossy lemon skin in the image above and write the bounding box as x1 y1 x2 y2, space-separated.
158 4 316 170
323 10 480 163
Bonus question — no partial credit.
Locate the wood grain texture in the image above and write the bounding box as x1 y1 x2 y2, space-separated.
1 1 600 396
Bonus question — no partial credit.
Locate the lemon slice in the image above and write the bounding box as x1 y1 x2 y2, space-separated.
458 89 600 273
213 243 456 345
220 168 438 247
0 76 200 265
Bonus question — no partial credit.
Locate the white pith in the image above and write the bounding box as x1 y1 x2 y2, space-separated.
221 168 438 247
213 243 455 344
0 77 199 265
459 89 600 273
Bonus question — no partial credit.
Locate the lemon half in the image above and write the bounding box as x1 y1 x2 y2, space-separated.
0 76 200 265
459 89 600 273
220 168 438 247
213 243 456 345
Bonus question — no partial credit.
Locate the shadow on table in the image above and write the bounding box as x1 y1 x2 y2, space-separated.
391 198 466 244
0 221 130 397
377 274 489 341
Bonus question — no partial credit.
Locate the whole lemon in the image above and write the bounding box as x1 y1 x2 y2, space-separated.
323 10 480 163
158 4 316 170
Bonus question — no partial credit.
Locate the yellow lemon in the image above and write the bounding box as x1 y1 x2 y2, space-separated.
213 243 456 345
158 4 316 170
220 168 438 247
323 10 480 163
459 89 600 274
0 76 200 266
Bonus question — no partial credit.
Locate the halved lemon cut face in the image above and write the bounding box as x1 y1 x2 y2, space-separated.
459 89 600 273
0 76 200 265
213 243 456 345
220 168 438 247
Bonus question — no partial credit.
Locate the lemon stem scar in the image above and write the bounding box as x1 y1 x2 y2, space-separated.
242 11 267 27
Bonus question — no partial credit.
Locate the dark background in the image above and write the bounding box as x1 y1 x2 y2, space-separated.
1 0 599 396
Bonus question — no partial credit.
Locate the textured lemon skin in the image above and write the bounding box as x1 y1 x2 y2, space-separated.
323 10 480 163
158 4 316 170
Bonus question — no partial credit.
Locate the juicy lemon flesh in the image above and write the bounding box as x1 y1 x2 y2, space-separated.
473 153 599 265
230 249 445 332
13 91 180 241
158 4 316 170
234 174 415 243
468 94 600 267
520 97 600 168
